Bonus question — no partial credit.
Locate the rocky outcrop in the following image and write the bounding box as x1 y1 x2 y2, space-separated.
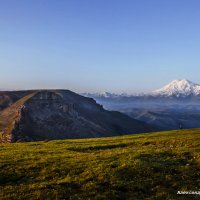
0 90 154 142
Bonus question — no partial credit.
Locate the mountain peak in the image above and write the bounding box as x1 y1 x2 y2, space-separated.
153 79 200 97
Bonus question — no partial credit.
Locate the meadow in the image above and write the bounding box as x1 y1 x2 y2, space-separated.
0 129 200 199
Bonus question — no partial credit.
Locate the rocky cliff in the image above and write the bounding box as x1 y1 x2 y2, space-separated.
0 90 154 142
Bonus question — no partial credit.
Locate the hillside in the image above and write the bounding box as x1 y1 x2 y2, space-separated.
127 108 200 131
0 90 35 111
0 129 200 199
0 90 153 142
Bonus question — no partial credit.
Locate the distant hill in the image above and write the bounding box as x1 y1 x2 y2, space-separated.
1 129 200 199
128 108 200 131
0 90 154 142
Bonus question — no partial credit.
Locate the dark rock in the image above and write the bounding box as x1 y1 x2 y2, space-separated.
0 90 155 142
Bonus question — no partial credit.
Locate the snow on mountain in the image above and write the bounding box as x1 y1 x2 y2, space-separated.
82 92 144 98
82 79 200 99
82 92 119 98
153 79 200 97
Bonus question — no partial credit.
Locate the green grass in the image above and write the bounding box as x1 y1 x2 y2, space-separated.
0 129 200 200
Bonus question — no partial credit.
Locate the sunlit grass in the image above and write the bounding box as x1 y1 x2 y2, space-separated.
0 129 200 199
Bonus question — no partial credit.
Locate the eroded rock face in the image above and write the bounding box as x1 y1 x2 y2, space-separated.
0 90 35 111
10 91 77 141
0 90 154 142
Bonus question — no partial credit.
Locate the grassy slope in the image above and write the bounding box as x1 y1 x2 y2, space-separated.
0 129 200 200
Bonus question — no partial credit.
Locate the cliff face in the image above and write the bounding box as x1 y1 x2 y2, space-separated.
0 91 35 111
0 90 154 142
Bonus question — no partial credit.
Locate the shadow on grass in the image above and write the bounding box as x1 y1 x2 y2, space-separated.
67 143 131 152
111 151 200 199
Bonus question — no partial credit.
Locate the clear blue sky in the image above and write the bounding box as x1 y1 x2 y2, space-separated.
0 0 200 93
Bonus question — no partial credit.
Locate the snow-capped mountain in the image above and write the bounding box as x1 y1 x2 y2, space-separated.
153 79 200 97
82 92 123 98
82 92 143 98
81 79 200 132
82 79 200 99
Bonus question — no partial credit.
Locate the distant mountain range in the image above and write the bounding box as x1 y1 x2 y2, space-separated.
82 80 200 131
83 79 200 99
